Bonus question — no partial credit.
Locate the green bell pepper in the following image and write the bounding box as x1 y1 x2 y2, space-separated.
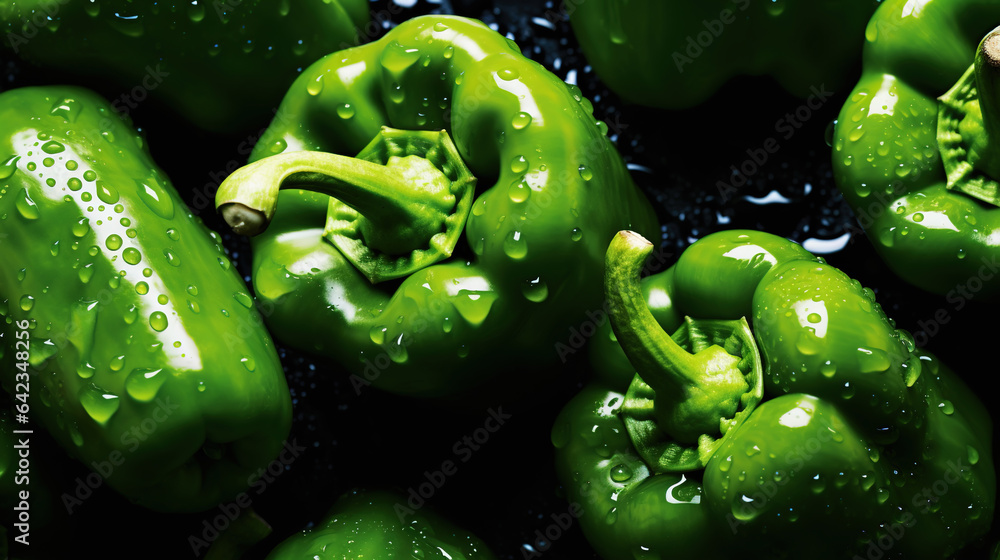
0 86 292 512
833 1 1000 298
214 15 658 397
1 0 368 132
567 0 877 109
554 230 995 559
264 490 496 559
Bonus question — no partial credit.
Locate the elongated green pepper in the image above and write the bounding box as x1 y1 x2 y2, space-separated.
569 0 878 109
0 86 292 512
265 490 496 559
555 230 995 559
215 15 658 396
1 0 368 132
833 0 1000 298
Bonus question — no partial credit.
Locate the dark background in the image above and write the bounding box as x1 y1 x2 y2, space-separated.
2 0 997 558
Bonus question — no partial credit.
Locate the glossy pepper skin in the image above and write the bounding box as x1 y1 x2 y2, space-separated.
554 230 995 559
832 0 1000 298
0 0 368 133
568 0 878 109
216 15 658 397
265 490 496 559
0 86 292 512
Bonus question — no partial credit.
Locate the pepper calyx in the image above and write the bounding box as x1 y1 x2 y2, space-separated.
214 127 476 284
606 231 764 473
938 26 1000 207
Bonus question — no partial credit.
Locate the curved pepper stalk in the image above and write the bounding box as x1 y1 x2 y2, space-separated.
217 127 475 284
605 231 763 471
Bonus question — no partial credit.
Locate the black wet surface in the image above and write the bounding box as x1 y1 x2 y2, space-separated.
2 0 997 558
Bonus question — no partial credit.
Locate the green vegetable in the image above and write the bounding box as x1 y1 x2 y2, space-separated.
264 490 496 559
568 0 877 109
214 15 658 397
0 86 292 512
554 230 995 559
833 2 1000 298
0 0 369 132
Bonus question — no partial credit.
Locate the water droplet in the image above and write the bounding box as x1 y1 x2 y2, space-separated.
451 290 498 326
857 347 891 373
79 383 120 425
187 1 205 21
41 140 65 154
125 368 170 402
578 165 593 181
370 325 387 344
497 68 519 81
15 189 40 220
510 155 528 174
610 464 632 482
109 354 126 372
522 277 548 302
187 285 199 296
149 311 168 332
106 234 123 251
50 97 82 122
512 112 532 130
76 362 96 379
968 446 980 465
241 356 256 372
188 300 201 313
0 155 20 178
122 247 142 265
233 292 253 309
19 295 34 311
163 249 181 267
218 257 231 271
806 313 821 324
96 181 120 204
503 230 528 259
135 177 175 219
938 400 954 415
306 74 324 96
820 360 836 378
841 382 856 399
508 180 530 203
157 294 169 305
78 263 95 284
336 103 355 120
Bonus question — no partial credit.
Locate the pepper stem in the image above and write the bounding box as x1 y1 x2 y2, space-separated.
218 151 451 246
216 127 476 284
974 27 1000 177
606 231 750 444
